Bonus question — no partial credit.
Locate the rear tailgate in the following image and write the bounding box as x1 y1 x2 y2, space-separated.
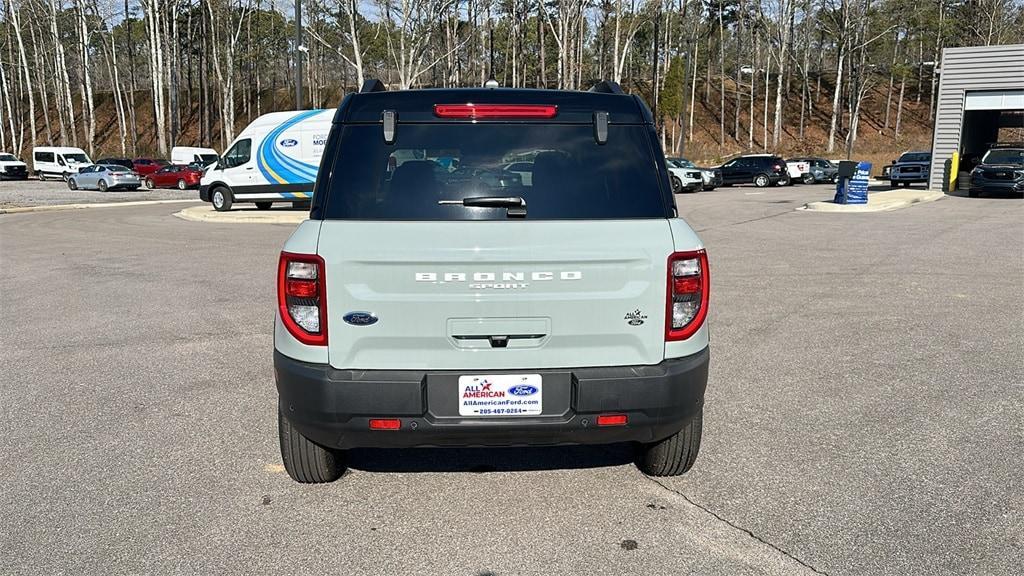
319 220 675 370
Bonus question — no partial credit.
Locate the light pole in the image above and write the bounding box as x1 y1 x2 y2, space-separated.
294 0 303 109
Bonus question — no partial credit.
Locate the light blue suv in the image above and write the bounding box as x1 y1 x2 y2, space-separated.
273 80 711 483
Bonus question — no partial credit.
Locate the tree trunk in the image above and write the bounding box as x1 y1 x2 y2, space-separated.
9 5 36 152
826 46 845 153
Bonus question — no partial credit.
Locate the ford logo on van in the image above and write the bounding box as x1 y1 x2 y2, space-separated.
343 312 378 326
279 138 298 147
508 384 538 396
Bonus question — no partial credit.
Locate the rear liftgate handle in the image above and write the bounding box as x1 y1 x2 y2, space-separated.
451 334 547 348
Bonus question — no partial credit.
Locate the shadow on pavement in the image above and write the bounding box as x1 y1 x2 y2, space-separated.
346 443 635 474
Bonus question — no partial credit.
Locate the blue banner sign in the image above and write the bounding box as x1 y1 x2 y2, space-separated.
834 161 871 204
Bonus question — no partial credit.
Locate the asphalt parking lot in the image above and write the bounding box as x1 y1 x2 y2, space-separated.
1 184 1021 575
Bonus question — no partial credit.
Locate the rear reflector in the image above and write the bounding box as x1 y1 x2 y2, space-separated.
285 278 318 298
369 419 401 430
433 104 558 119
596 414 628 427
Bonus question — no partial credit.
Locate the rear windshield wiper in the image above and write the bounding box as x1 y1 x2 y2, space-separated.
439 196 527 218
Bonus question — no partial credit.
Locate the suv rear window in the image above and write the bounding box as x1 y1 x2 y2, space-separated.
320 123 668 220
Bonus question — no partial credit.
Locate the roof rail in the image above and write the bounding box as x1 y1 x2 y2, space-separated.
360 79 387 93
589 80 625 95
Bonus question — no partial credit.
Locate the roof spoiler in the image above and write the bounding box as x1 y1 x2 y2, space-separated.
589 80 625 95
360 79 387 93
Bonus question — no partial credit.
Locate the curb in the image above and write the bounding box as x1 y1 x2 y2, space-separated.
0 199 200 215
801 190 945 213
173 204 307 224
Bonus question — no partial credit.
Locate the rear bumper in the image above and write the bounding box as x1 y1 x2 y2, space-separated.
275 348 710 449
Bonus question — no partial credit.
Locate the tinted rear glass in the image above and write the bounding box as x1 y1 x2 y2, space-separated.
321 124 668 220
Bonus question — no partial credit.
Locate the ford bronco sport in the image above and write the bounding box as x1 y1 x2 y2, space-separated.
274 80 710 483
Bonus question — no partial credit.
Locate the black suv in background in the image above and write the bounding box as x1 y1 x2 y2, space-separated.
969 145 1024 197
717 155 788 187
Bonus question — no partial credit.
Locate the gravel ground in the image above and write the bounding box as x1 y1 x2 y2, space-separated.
1 183 1021 575
0 178 197 208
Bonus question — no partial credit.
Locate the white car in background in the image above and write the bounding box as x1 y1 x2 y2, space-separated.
666 157 704 193
0 152 28 180
32 146 92 181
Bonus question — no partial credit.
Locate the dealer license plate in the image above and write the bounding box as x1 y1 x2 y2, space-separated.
458 374 542 417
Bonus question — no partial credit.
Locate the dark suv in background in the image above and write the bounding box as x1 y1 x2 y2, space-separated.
717 155 788 187
969 145 1024 197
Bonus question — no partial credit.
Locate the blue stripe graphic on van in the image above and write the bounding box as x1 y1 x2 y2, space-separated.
257 110 323 184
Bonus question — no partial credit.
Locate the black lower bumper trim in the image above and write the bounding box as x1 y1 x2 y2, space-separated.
275 349 710 449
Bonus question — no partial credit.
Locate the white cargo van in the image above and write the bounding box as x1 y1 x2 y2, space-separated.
199 109 334 211
33 146 92 181
171 146 219 167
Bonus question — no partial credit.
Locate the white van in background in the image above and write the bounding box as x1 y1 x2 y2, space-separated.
200 109 334 211
171 146 219 167
32 146 92 181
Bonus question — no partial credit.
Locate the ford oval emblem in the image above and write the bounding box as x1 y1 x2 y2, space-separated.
508 384 538 397
343 312 378 326
280 138 298 147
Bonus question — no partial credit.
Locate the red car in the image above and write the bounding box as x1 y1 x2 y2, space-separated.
144 164 203 190
132 158 170 176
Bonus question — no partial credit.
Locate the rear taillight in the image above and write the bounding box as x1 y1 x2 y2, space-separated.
433 104 558 119
278 252 327 346
666 250 709 341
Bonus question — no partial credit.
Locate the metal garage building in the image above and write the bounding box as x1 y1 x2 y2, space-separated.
930 43 1024 190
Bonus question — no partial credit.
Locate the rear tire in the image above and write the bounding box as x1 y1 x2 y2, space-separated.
753 174 771 188
211 186 232 211
279 405 346 483
255 201 272 210
802 173 815 184
145 178 155 189
98 179 108 192
636 402 703 477
777 175 791 186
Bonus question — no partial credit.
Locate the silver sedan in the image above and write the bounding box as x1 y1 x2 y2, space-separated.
68 164 141 191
